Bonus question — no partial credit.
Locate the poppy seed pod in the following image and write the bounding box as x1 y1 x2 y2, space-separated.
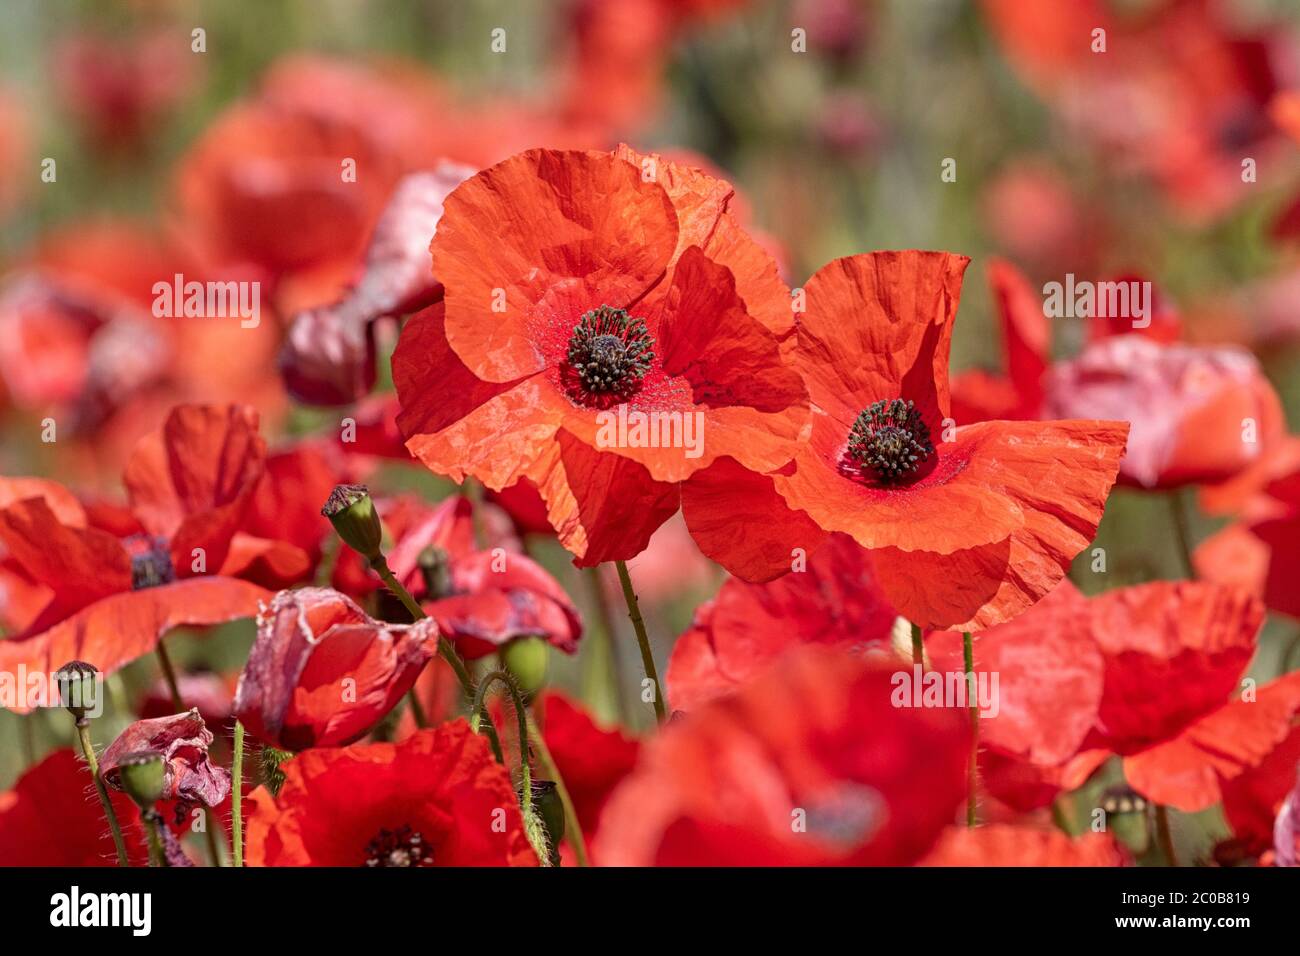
115 751 166 809
502 636 549 694
53 660 99 723
321 483 384 560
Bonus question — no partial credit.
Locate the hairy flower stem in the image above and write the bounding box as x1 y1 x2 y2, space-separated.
614 560 666 723
471 670 552 865
911 622 924 667
963 631 979 828
371 551 504 762
75 722 129 866
231 720 245 867
142 811 167 867
528 712 590 867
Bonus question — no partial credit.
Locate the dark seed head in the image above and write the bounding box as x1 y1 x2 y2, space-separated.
125 535 176 590
847 398 933 482
565 305 654 400
364 824 434 868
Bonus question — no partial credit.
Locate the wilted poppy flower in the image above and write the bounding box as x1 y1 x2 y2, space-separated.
1045 336 1285 490
595 647 969 866
100 709 231 810
281 164 473 405
766 250 1127 630
533 691 640 843
395 146 807 566
234 587 439 751
381 496 582 660
0 750 149 866
919 824 1129 867
667 533 897 711
0 405 270 704
244 721 537 866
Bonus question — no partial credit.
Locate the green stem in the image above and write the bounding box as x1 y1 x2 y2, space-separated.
76 722 129 866
911 622 924 667
1155 805 1179 867
1166 490 1196 579
371 552 504 761
614 560 666 723
154 640 183 713
142 811 167 867
962 631 978 828
471 670 550 865
528 713 589 867
582 567 626 725
406 689 428 728
232 720 244 867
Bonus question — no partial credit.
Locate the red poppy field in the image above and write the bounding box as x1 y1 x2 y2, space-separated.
1 0 1300 885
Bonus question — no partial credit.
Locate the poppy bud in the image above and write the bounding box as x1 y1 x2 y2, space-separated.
321 484 383 560
53 660 99 723
521 779 564 866
115 751 166 809
501 636 549 693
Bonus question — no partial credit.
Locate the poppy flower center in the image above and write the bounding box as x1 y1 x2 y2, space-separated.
125 534 176 590
847 399 933 482
363 825 433 867
565 305 654 398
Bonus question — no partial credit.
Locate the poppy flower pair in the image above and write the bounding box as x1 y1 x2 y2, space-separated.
0 404 271 701
396 146 1129 632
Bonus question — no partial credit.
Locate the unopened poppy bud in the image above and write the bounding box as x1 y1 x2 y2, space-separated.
321 484 383 559
115 751 166 809
521 779 564 865
501 636 548 693
54 660 99 723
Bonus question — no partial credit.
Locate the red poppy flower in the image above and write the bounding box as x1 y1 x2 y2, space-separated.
100 709 232 809
139 671 233 725
765 250 1127 630
0 406 270 707
919 824 1129 867
533 690 640 843
981 161 1104 278
666 532 897 711
595 647 969 866
1045 336 1285 490
0 749 150 866
395 146 807 566
244 721 537 866
234 587 439 751
381 496 582 660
